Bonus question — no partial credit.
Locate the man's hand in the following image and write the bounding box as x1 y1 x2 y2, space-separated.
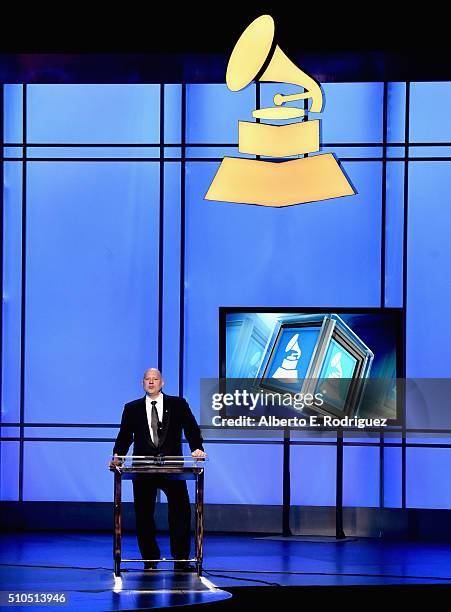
191 449 207 458
109 454 122 470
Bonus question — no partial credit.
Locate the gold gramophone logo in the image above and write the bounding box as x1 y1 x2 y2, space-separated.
205 14 356 207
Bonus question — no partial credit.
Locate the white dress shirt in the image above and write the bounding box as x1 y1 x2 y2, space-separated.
145 392 164 445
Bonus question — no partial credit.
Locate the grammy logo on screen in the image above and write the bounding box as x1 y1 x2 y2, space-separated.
205 14 356 207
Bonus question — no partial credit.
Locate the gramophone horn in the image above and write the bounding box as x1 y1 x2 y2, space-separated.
226 14 323 118
226 14 275 91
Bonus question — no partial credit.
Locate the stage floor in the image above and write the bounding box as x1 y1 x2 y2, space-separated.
1 532 451 609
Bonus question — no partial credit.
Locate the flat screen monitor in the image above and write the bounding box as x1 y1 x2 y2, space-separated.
219 308 404 424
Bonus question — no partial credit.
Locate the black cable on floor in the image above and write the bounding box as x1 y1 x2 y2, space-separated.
203 568 451 582
2 563 451 584
0 563 112 571
202 569 281 587
0 562 282 586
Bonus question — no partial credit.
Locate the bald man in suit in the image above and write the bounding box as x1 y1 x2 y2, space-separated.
111 368 206 571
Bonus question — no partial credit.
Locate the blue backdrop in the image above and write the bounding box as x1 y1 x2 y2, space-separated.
1 82 451 509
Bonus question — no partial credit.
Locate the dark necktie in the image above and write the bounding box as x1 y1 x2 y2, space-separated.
150 401 159 447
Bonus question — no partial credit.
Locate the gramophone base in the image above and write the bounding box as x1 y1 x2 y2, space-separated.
205 154 355 207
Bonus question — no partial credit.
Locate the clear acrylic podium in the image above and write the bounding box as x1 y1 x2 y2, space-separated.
111 455 205 577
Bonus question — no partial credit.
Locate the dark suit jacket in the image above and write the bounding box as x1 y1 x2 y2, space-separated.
113 393 204 457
